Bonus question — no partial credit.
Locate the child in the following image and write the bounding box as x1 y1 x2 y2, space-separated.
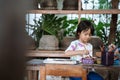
65 20 97 80
65 20 94 61
114 48 120 59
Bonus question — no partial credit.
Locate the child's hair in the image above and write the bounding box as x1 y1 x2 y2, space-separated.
76 20 94 39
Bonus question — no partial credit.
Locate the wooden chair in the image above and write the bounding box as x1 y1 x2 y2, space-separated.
40 64 87 80
26 65 39 80
26 59 43 80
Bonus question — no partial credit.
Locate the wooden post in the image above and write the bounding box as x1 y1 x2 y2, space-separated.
40 65 46 80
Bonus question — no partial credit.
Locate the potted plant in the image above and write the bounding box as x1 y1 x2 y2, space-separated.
63 0 78 10
60 18 78 50
29 14 68 50
38 0 57 10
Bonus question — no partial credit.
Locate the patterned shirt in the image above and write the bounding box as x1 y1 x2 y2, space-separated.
65 40 93 61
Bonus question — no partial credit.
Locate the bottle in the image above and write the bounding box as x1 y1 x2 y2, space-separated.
101 47 114 66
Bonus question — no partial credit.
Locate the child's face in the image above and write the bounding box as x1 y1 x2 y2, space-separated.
78 29 91 43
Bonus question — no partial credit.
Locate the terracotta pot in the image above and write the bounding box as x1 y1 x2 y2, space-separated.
39 0 57 10
63 0 78 10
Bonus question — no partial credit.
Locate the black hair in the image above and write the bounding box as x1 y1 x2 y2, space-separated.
75 20 94 39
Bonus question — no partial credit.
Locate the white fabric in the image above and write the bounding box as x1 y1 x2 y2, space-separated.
65 40 93 61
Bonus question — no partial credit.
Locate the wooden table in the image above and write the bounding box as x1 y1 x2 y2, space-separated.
40 64 87 80
26 50 120 80
26 59 120 80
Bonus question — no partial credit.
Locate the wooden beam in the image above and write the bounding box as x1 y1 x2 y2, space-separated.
80 9 120 14
27 9 120 14
27 10 78 14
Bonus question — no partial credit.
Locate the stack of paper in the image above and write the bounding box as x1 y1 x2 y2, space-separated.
43 58 77 64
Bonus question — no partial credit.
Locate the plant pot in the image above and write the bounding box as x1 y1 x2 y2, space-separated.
38 35 59 50
56 0 64 10
63 0 78 10
39 0 57 10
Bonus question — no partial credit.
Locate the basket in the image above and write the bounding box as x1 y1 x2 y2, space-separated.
82 58 94 64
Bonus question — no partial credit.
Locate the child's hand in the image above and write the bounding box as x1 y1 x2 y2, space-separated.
83 50 89 55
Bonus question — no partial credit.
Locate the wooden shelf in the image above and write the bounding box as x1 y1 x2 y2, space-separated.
28 10 78 14
80 9 120 14
28 9 120 14
26 50 69 58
